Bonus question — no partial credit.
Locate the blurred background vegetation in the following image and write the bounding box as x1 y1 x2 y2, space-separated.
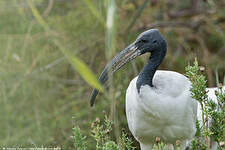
0 0 224 149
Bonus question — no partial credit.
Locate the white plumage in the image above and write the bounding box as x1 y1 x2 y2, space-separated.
90 29 224 150
126 70 198 150
126 70 224 150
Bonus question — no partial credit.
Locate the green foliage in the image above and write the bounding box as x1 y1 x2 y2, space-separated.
186 59 211 138
103 141 119 150
119 132 135 150
191 138 207 150
209 86 225 142
60 49 103 92
185 60 208 104
0 0 225 149
91 116 113 149
152 143 168 150
186 59 225 150
27 0 49 29
72 127 87 150
73 115 135 150
28 0 103 92
83 0 105 25
207 32 224 51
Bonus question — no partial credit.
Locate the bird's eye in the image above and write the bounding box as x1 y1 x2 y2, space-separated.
140 39 148 43
153 40 157 43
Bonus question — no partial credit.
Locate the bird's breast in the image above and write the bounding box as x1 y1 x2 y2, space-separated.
125 73 197 144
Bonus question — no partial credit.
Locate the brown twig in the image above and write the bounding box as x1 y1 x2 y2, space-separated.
168 9 206 18
125 0 149 34
167 0 205 18
197 36 214 87
140 21 204 30
188 34 214 86
43 0 54 17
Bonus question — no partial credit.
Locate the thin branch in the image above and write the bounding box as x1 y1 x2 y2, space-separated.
168 9 203 18
38 57 65 72
189 34 214 86
125 0 148 34
43 0 54 17
129 0 138 9
191 0 198 10
167 0 207 18
140 21 204 30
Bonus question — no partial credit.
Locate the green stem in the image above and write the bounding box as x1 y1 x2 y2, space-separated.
200 103 207 143
125 0 148 34
217 141 222 150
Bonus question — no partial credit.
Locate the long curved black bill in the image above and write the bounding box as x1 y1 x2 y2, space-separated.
90 43 141 106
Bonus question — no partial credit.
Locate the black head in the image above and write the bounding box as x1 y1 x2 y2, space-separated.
134 29 167 55
90 29 167 106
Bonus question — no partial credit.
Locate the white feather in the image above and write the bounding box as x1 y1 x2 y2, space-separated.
126 70 198 150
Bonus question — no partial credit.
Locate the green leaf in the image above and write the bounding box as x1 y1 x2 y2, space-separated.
223 75 225 85
27 0 49 30
103 141 118 150
61 49 103 92
72 127 87 150
27 0 103 92
215 69 219 86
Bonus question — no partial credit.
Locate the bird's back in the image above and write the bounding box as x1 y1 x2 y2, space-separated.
126 70 198 145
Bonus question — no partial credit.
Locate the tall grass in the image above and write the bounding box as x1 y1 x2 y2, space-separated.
84 0 120 144
0 0 106 148
27 0 103 92
0 0 224 149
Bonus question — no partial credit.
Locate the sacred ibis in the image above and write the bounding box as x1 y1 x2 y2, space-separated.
90 29 198 150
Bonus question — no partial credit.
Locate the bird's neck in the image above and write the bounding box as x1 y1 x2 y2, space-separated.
136 47 166 93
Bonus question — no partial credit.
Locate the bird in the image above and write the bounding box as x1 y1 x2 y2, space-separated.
90 29 199 150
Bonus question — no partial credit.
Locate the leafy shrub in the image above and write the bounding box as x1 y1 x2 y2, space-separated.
73 60 225 150
186 59 225 150
73 115 135 150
